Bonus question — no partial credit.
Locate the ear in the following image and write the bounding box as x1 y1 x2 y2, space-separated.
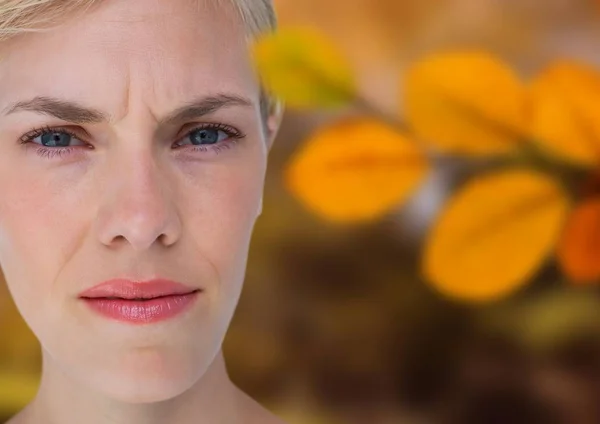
265 100 284 153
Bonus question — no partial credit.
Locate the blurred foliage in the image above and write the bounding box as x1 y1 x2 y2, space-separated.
530 61 600 167
0 372 38 417
284 118 428 222
252 27 356 109
424 169 569 301
253 27 600 303
405 50 528 156
558 198 600 281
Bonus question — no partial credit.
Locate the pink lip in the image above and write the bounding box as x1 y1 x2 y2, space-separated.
79 278 200 324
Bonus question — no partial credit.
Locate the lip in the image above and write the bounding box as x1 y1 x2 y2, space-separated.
79 278 198 299
79 278 201 324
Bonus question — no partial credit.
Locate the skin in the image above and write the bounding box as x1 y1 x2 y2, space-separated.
0 0 283 423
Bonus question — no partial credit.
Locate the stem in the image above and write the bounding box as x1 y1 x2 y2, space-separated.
352 93 434 155
313 72 592 195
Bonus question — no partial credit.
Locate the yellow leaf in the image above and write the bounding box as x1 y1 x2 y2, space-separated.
285 118 429 222
273 409 337 424
516 288 600 352
529 61 600 167
404 50 528 156
270 398 339 424
481 287 600 352
252 27 356 109
423 169 570 302
0 371 39 415
557 198 600 283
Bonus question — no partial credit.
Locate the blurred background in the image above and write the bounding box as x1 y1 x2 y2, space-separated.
3 0 600 422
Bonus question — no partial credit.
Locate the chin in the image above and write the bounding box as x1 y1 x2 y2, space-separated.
87 349 208 403
103 380 196 404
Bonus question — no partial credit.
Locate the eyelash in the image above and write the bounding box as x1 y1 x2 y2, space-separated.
18 123 245 160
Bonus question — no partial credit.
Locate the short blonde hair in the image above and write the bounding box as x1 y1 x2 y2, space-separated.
0 0 277 42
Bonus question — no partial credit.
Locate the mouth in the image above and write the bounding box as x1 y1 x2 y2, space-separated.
78 278 202 324
82 290 201 301
78 277 200 298
80 290 201 324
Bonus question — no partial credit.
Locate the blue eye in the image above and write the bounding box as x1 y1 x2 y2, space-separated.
19 123 246 160
188 128 227 145
40 131 74 147
174 123 245 153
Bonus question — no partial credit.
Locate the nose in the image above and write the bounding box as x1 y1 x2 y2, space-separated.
94 152 182 251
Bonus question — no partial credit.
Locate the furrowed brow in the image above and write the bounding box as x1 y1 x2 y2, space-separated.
3 93 254 125
159 94 254 126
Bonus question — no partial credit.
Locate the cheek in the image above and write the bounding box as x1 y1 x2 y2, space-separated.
0 165 86 309
0 147 266 317
190 161 265 282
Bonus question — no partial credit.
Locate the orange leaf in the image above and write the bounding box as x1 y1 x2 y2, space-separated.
285 118 429 223
423 169 570 302
529 61 600 167
404 50 528 156
557 198 600 283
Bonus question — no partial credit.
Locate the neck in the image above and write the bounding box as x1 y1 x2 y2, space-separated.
22 349 244 424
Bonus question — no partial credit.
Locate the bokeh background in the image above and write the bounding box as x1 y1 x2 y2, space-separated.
3 0 600 422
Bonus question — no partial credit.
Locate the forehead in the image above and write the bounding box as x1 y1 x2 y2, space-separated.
0 0 259 118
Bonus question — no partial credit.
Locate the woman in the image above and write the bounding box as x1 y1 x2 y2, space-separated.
0 0 284 422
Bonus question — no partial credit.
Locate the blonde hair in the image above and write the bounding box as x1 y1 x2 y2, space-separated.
0 0 276 41
0 0 278 123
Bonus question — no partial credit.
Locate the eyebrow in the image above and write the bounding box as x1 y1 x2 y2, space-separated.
2 93 254 125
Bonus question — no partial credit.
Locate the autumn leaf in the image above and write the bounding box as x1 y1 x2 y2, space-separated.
404 50 528 156
529 61 600 167
423 169 570 302
0 371 39 415
252 27 356 109
516 288 600 352
481 287 600 352
285 118 429 223
557 198 600 283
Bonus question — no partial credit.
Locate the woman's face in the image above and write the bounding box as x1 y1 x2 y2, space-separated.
0 0 271 402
